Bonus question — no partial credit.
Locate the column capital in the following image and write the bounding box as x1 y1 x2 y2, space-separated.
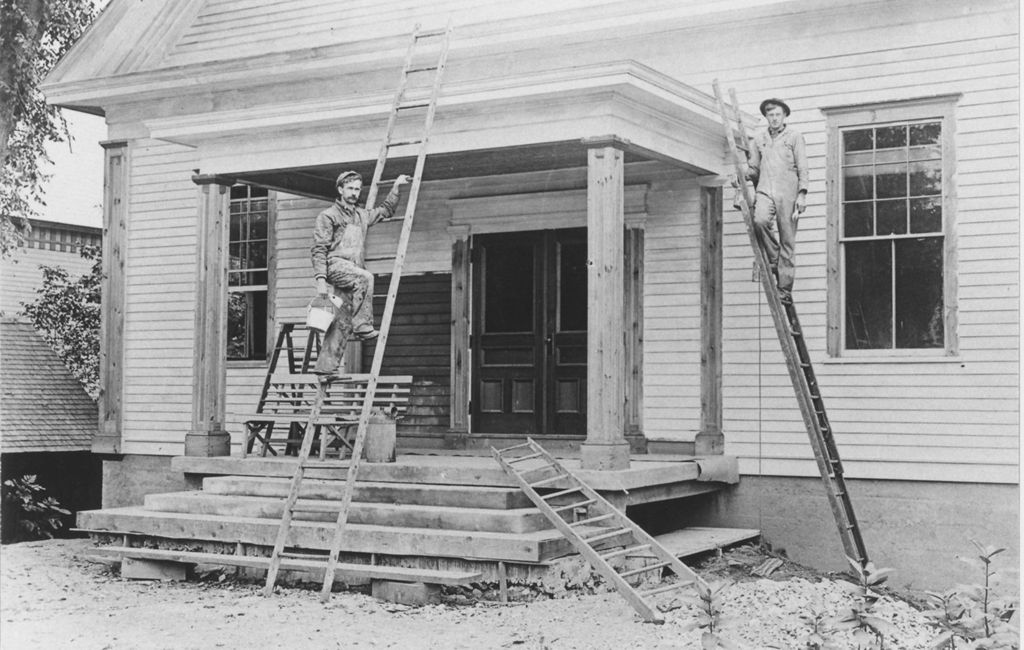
192 173 236 187
446 224 471 240
580 134 631 152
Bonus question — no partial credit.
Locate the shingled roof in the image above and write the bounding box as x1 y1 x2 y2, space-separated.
0 319 97 453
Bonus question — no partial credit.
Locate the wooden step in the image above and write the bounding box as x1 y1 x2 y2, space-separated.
643 527 761 559
144 492 550 534
77 507 610 563
89 547 480 585
202 476 533 510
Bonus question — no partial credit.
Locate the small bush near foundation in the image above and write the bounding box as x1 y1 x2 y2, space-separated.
2 474 71 541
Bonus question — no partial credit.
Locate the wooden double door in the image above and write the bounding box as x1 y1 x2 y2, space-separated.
471 228 587 435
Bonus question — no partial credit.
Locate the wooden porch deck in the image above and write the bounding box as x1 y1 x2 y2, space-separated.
77 452 751 584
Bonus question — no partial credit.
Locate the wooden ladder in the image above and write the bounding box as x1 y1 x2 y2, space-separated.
262 21 453 601
492 438 706 624
711 80 869 568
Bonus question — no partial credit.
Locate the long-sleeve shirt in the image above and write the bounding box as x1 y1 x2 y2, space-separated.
310 185 401 279
747 124 809 199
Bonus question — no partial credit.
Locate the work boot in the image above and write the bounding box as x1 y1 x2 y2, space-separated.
779 292 793 305
354 327 379 341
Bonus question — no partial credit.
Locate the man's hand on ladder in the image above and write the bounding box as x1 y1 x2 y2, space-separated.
395 174 412 186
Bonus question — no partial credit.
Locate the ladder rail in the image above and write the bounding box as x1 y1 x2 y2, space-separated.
711 80 868 566
318 20 453 602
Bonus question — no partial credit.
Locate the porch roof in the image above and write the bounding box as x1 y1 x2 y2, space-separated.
148 61 746 198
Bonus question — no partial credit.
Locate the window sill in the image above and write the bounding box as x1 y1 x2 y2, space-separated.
824 354 962 365
227 359 269 370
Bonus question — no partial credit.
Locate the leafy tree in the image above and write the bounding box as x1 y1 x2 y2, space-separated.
0 0 96 257
21 244 101 399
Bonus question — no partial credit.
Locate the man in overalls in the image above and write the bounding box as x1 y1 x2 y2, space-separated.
310 170 410 375
745 98 808 304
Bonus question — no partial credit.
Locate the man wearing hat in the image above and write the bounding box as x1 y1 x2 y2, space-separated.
311 170 410 375
743 97 808 304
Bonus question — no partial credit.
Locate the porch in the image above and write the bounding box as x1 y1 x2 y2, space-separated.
78 450 749 581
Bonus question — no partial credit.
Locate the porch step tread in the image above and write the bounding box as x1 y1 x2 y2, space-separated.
144 492 551 534
648 527 762 559
89 546 481 585
77 506 603 563
202 475 534 509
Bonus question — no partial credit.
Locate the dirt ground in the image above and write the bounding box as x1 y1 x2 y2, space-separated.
1 538 943 649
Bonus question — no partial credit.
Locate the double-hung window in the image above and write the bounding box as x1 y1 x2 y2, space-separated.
227 185 273 361
824 96 959 357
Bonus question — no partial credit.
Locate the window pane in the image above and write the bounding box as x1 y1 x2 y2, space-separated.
844 128 874 152
843 166 874 201
909 122 941 146
230 185 248 200
875 163 908 198
844 151 873 166
845 240 892 349
250 186 269 198
910 197 943 233
909 144 941 161
876 125 907 149
230 213 242 239
249 241 267 268
876 199 907 236
909 160 942 196
875 148 907 164
229 243 245 270
227 291 268 360
843 202 873 237
895 238 944 348
484 243 534 333
558 241 587 332
250 213 268 239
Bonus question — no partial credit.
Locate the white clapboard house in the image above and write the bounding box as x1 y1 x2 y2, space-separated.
42 0 1018 590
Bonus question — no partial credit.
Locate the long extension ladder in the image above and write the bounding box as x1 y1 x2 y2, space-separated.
492 439 707 624
263 21 453 601
711 81 868 567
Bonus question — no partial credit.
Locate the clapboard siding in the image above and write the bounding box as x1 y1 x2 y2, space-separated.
120 139 199 455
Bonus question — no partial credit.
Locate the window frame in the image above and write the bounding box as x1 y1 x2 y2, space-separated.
823 95 960 359
226 185 276 364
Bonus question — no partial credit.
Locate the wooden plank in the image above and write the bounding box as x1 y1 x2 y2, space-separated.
697 184 723 454
90 546 482 585
644 528 761 559
448 231 470 434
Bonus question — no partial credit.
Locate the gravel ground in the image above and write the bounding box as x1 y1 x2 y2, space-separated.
0 538 944 649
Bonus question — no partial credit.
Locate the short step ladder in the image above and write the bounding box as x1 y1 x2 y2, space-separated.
262 20 453 601
492 438 707 624
711 80 869 568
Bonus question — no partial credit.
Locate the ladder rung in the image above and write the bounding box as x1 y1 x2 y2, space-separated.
508 452 544 464
529 474 567 488
279 551 329 561
569 512 616 527
600 544 650 561
407 65 439 73
542 487 582 500
397 101 430 111
291 502 339 513
415 28 447 38
387 137 425 147
581 527 631 544
551 499 596 513
638 581 691 598
618 561 671 579
496 442 532 454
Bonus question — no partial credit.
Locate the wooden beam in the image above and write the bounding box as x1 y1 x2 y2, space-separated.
185 174 233 456
448 227 471 437
95 141 128 454
696 185 724 455
624 227 644 437
581 145 629 471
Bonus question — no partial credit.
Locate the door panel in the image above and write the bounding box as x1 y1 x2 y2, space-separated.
472 229 586 435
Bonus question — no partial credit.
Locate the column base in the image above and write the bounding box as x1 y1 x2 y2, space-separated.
580 441 630 471
694 431 725 455
184 428 231 457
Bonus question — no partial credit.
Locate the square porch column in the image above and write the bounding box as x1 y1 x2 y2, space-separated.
184 174 234 457
581 145 630 470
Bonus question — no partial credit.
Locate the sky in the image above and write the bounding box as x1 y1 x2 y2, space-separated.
35 109 106 229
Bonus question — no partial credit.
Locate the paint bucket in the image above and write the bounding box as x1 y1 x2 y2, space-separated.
305 296 336 332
